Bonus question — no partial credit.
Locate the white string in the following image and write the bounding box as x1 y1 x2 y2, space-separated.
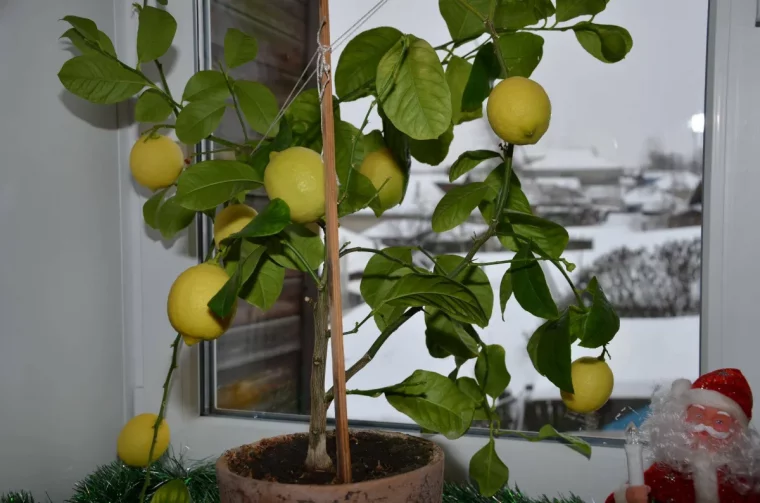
246 0 391 156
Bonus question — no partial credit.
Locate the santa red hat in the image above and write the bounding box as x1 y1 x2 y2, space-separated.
670 368 753 427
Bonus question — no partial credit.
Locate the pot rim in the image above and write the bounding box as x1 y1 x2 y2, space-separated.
216 429 444 490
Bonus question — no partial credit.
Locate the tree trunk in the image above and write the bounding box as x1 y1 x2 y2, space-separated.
305 286 333 472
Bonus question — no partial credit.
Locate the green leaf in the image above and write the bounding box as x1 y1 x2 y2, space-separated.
496 32 544 78
511 245 558 319
143 188 168 229
446 56 483 125
475 344 511 399
498 211 569 259
157 0 168 4
573 22 633 63
335 27 403 101
499 268 513 321
98 31 117 56
62 15 99 41
234 80 279 136
494 0 556 29
335 121 365 185
576 276 620 348
360 247 414 309
462 42 501 112
469 439 509 497
271 116 293 152
267 225 324 272
208 245 265 318
379 107 411 200
285 88 321 136
227 199 291 241
338 170 381 218
150 479 191 503
58 54 146 104
434 255 493 320
175 160 262 210
137 6 177 63
156 197 196 239
527 312 573 393
381 273 488 327
134 89 172 123
240 256 285 310
556 0 607 22
377 36 452 141
449 150 500 182
409 126 454 166
457 377 485 403
479 164 533 220
438 0 490 41
364 130 386 155
182 70 229 102
61 28 115 56
536 424 592 458
432 182 489 233
425 309 480 359
224 28 258 68
385 370 476 439
175 100 226 144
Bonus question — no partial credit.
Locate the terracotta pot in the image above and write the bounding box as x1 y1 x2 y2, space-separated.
216 430 445 503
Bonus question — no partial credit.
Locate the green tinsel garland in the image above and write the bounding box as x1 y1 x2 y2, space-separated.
442 483 584 503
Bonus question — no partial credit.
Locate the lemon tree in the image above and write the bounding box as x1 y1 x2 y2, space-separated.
55 0 631 499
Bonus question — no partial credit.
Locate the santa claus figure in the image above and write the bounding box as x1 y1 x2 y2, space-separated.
607 368 760 503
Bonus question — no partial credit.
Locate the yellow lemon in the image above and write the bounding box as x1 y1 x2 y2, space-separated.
487 77 551 145
117 413 170 467
263 147 325 223
214 204 258 247
129 133 185 191
359 148 404 211
561 357 614 414
182 334 202 346
167 263 236 341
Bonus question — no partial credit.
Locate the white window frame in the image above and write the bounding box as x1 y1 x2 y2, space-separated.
116 0 753 499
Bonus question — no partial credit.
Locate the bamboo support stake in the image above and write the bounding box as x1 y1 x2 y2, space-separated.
318 0 352 484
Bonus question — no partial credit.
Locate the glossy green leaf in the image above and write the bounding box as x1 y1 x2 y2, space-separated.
449 150 500 182
446 56 483 125
434 255 493 320
234 80 279 136
224 28 258 68
432 182 489 233
60 28 115 56
150 479 191 503
227 199 291 241
499 268 513 321
58 54 146 104
175 100 226 144
143 188 168 229
511 245 558 319
498 210 569 258
475 344 511 399
338 170 382 218
425 309 480 359
385 370 476 439
576 276 620 348
137 7 176 63
363 130 386 155
479 164 533 220
182 70 229 102
360 247 414 310
496 32 544 78
462 42 501 111
270 116 292 152
134 89 172 123
156 197 196 239
409 125 453 166
537 424 592 458
335 27 403 101
469 439 509 497
493 0 556 30
573 22 633 63
267 225 324 272
527 312 573 393
335 120 365 185
208 244 265 318
98 31 116 56
556 0 607 22
175 160 262 210
438 0 490 41
62 15 99 41
284 88 321 136
377 36 451 141
381 273 488 327
457 376 485 403
240 256 285 311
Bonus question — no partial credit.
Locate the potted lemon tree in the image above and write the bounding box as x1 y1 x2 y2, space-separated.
56 0 631 501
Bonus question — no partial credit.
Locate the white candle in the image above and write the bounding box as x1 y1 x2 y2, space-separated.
625 422 645 486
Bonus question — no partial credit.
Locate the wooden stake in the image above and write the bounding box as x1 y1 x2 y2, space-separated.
318 0 352 484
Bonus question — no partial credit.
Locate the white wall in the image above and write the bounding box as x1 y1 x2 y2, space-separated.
0 0 124 499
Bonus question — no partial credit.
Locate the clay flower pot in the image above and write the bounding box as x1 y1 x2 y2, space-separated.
216 430 445 503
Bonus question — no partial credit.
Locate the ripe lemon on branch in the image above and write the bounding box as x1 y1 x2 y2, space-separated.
264 147 325 224
167 263 236 345
359 148 404 212
214 204 258 247
487 77 551 145
561 356 614 414
117 413 170 467
129 133 185 191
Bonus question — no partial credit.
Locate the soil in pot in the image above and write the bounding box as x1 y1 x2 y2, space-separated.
225 430 436 484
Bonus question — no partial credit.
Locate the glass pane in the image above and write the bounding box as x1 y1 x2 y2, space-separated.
207 0 707 438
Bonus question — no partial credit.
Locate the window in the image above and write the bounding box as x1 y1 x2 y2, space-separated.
204 0 708 438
